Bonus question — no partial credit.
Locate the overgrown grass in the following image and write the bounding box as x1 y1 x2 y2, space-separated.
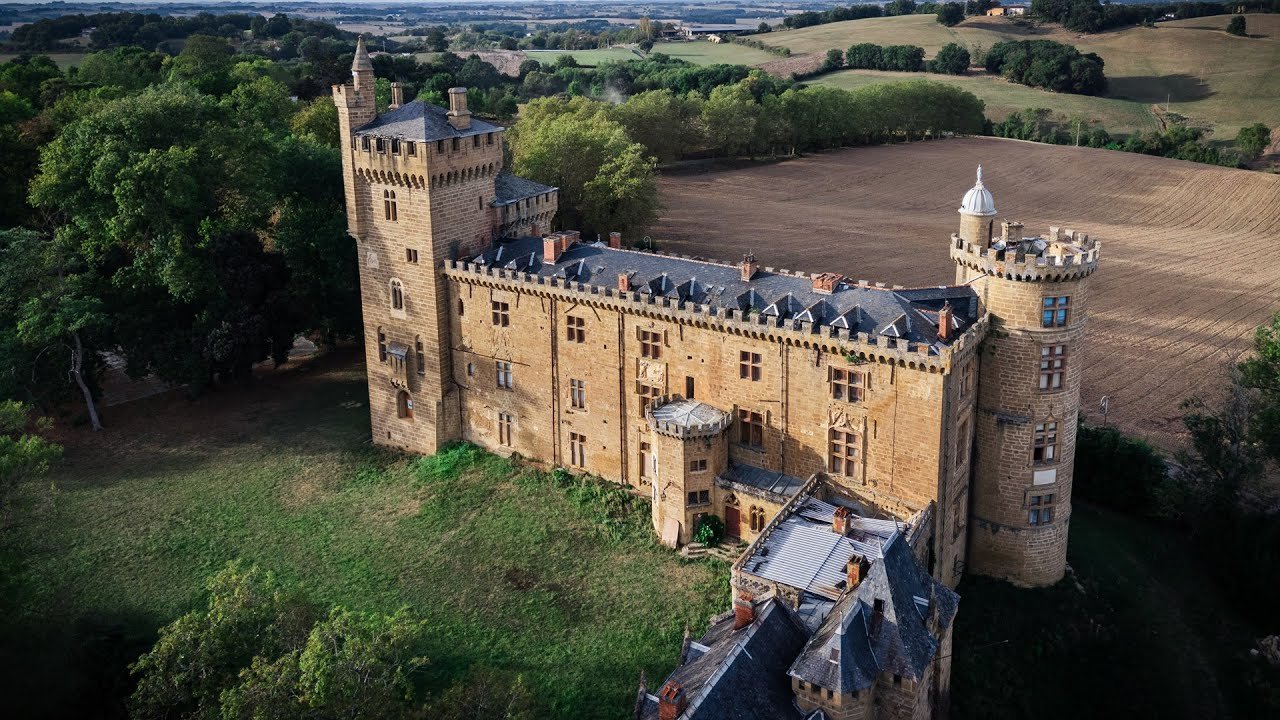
650 40 779 66
0 359 728 718
952 504 1280 720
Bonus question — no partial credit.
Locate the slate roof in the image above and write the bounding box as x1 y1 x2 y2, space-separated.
473 238 979 346
494 170 556 206
638 599 809 720
788 533 959 693
354 99 503 141
717 463 806 502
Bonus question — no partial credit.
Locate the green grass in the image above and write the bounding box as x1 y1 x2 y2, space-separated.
815 69 1158 134
650 40 779 66
0 355 727 718
524 47 646 66
0 52 85 69
952 504 1280 719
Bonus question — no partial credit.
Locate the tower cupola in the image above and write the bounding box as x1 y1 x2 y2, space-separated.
957 165 996 246
351 36 374 91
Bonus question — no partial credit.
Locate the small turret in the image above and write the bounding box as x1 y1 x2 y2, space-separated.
352 36 374 91
447 87 472 130
957 165 996 247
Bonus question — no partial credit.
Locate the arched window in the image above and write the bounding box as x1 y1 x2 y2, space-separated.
390 279 404 310
415 336 425 376
749 506 765 532
383 190 398 221
396 390 413 419
377 327 387 363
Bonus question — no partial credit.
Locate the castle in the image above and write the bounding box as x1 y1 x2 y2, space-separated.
335 39 1098 718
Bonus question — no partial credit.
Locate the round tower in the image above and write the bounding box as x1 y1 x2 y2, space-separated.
950 167 1100 587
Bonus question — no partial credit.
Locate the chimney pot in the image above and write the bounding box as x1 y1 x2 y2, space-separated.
740 253 758 282
447 87 471 130
732 593 755 630
658 680 688 720
609 231 622 249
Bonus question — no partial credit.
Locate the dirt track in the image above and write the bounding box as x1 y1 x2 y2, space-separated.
653 137 1280 448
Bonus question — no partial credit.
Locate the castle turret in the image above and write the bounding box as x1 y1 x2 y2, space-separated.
950 166 1100 587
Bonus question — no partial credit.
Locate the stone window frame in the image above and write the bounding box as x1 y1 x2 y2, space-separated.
1039 344 1067 392
491 300 510 327
390 138 400 154
639 441 653 481
828 428 859 476
748 505 765 532
376 327 387 363
396 390 413 419
686 489 710 507
566 315 586 343
569 378 586 410
1042 295 1070 328
689 458 708 473
497 411 514 447
415 336 425 376
568 432 587 468
955 417 970 469
383 189 398 221
406 141 416 156
739 350 762 381
389 278 405 312
637 382 661 416
639 328 662 359
405 247 419 263
495 360 513 390
830 367 866 403
1027 491 1056 526
951 486 968 541
375 137 385 153
1033 419 1059 465
738 409 764 450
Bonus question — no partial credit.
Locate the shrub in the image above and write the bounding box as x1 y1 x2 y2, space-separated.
1227 14 1246 36
1236 122 1271 159
931 42 971 74
694 514 724 546
823 48 845 71
985 39 1107 95
937 2 966 26
1074 421 1168 516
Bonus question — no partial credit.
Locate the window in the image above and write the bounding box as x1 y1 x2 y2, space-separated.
451 137 459 152
497 412 513 447
828 429 859 476
686 490 710 506
406 141 416 156
466 362 474 377
689 459 707 473
1042 296 1070 328
739 351 761 381
491 300 510 327
569 432 586 468
473 135 480 148
831 368 865 402
436 139 444 153
952 488 968 540
1028 493 1056 525
377 328 387 362
361 136 370 151
1039 344 1067 391
749 506 765 532
405 248 418 263
457 299 464 315
959 361 975 398
496 361 512 390
955 418 970 469
638 383 661 415
639 442 653 480
390 279 404 310
478 196 483 211
396 390 412 419
486 132 494 145
639 329 661 359
685 376 695 399
738 409 764 449
390 138 400 154
415 337 425 376
383 190 397 221
566 315 585 343
375 137 385 153
569 379 586 410
1033 420 1058 465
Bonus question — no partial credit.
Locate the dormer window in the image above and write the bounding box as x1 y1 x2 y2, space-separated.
437 139 444 153
473 135 480 148
361 136 370 151
486 132 494 145
406 141 416 156
451 137 459 151
375 137 385 153
390 138 400 154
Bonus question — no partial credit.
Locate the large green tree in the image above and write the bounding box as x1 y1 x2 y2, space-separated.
1236 122 1271 161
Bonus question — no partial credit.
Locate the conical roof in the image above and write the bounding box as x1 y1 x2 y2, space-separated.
352 35 373 73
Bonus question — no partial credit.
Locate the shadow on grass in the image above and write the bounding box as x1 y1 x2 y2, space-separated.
1108 73 1215 103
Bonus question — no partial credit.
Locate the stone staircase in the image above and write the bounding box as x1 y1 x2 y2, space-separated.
680 539 750 563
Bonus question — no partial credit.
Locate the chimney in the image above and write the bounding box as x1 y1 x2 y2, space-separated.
618 272 632 293
609 231 622 249
544 233 563 263
812 272 841 295
732 593 755 630
658 680 688 720
937 302 954 342
740 252 758 282
447 87 471 130
389 82 404 109
846 554 868 591
871 597 885 633
1001 220 1023 244
832 505 852 536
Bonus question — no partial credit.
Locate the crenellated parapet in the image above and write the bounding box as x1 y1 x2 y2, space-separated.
951 229 1100 283
645 396 732 439
443 258 989 373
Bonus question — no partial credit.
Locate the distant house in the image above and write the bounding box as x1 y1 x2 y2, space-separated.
987 4 1028 16
679 23 753 39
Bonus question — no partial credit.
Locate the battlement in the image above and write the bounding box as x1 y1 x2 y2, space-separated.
645 396 733 439
444 256 989 373
950 228 1100 282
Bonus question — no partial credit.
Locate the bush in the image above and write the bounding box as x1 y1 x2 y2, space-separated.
1074 421 1168 515
985 39 1107 95
931 42 971 74
823 48 845 71
937 2 966 26
1227 14 1247 36
1236 122 1271 159
694 514 724 545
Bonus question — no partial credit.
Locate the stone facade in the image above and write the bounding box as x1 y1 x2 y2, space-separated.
335 51 1099 592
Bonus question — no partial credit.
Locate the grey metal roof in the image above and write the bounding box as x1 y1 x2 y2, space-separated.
788 533 960 693
638 599 809 720
740 498 902 601
717 463 806 501
474 238 978 345
648 398 731 439
354 99 503 141
494 170 556 206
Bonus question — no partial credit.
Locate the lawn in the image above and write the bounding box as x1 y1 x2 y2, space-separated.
0 52 84 69
815 69 1158 134
0 352 728 718
650 40 779 66
763 13 1280 138
952 503 1280 719
524 47 645 66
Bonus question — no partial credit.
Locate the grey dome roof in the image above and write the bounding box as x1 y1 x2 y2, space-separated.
959 165 996 216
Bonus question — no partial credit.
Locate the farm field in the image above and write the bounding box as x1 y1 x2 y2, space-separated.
816 68 1157 133
0 52 83 69
652 136 1280 449
651 39 779 65
758 14 1280 139
524 46 644 65
0 352 727 718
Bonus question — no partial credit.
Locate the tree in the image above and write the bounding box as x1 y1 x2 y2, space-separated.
1239 312 1280 462
0 399 61 522
701 82 759 157
168 34 236 95
822 48 845 72
612 89 703 164
1227 15 1246 37
428 666 539 720
757 22 772 33
76 47 167 92
1176 374 1264 514
938 2 967 27
290 97 340 147
931 43 971 75
1235 122 1271 160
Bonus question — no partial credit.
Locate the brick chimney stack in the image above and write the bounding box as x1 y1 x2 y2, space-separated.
544 234 563 263
447 87 471 130
732 593 755 630
1001 220 1024 244
618 272 632 293
740 253 758 282
846 555 868 591
609 231 622 249
937 302 954 342
812 272 841 295
389 81 404 109
658 680 688 720
832 506 852 536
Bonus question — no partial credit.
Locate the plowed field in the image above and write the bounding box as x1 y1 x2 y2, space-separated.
653 137 1280 448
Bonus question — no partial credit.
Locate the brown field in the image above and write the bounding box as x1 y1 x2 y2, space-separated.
652 137 1280 448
